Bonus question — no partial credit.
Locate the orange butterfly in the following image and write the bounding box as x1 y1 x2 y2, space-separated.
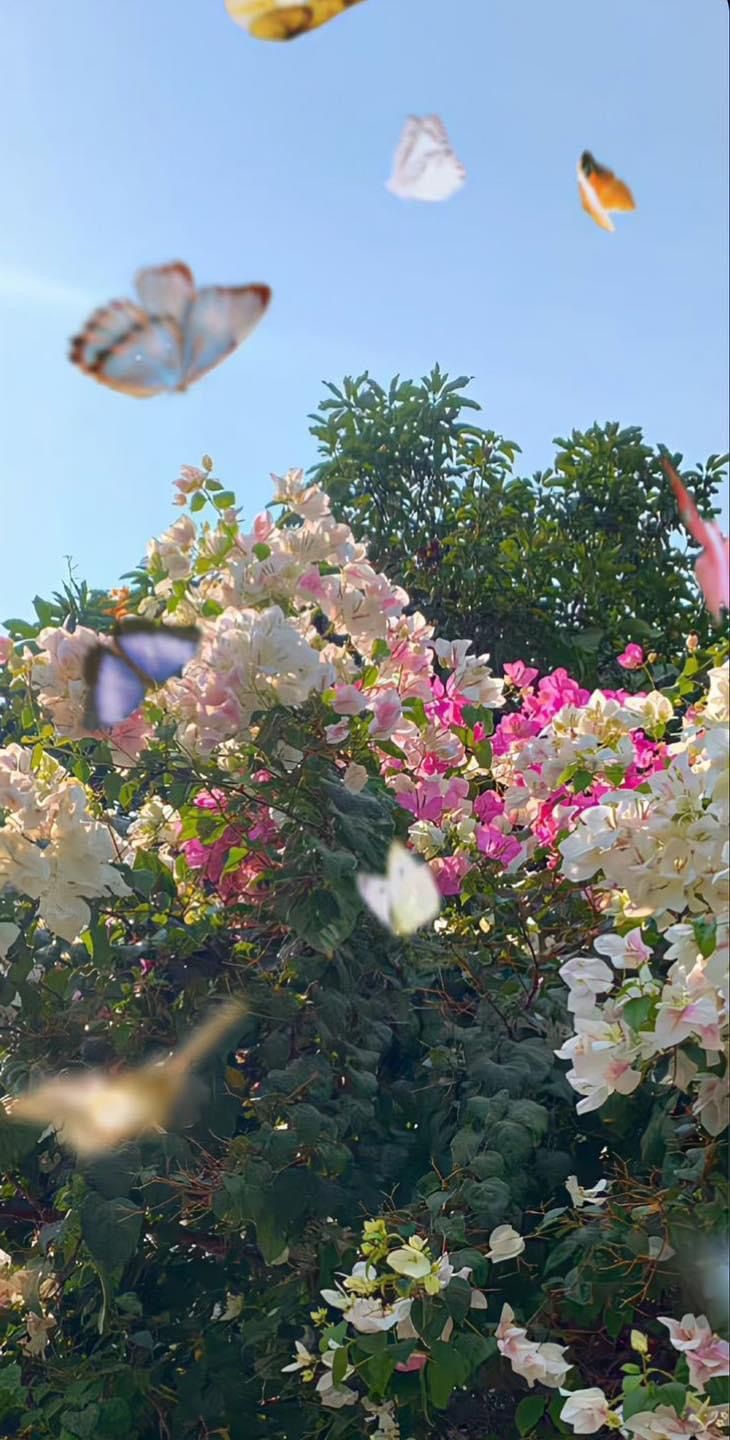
577 151 636 233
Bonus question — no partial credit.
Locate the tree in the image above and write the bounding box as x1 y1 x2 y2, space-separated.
308 367 728 680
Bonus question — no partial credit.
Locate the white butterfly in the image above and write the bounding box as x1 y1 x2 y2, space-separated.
356 841 442 936
386 116 466 203
70 262 271 397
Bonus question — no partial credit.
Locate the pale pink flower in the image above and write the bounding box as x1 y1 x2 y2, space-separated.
324 720 351 745
560 1387 612 1434
657 1313 712 1352
594 927 652 970
0 636 11 665
692 1073 730 1137
686 1336 730 1391
331 684 365 716
369 689 403 740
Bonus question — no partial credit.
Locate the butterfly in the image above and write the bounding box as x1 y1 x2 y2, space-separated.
4 1000 245 1156
83 619 201 729
386 116 466 203
224 0 364 40
577 151 636 232
356 840 442 936
70 262 271 397
664 460 729 623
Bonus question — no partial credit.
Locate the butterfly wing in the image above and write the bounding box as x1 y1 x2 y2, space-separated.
83 646 147 729
666 461 730 622
387 115 465 202
69 300 184 396
578 153 635 231
577 165 615 232
134 262 196 323
114 620 201 685
225 0 364 40
386 842 441 935
356 872 394 931
180 285 271 388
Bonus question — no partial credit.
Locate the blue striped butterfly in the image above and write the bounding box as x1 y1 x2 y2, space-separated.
83 619 200 729
225 0 365 40
70 263 271 397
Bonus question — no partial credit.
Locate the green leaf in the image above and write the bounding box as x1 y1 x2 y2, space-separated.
516 1394 547 1435
622 995 655 1030
621 1385 653 1420
331 1346 348 1386
80 1194 143 1270
443 1275 472 1322
189 491 206 512
213 490 236 510
60 1408 100 1439
652 1383 687 1416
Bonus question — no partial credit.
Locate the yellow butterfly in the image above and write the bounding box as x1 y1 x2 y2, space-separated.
577 151 636 232
225 0 365 41
4 1000 245 1156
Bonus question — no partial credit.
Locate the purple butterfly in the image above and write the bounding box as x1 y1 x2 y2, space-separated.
83 619 200 729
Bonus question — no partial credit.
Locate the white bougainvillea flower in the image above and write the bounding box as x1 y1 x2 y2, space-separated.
559 1387 615 1434
386 1236 433 1280
281 1339 317 1373
622 1406 701 1438
315 1345 357 1408
594 927 651 970
565 1176 610 1208
342 762 368 793
486 1224 525 1263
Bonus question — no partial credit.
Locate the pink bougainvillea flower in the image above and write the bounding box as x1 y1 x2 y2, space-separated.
504 660 539 690
0 637 12 665
473 790 505 824
429 853 473 895
666 460 730 622
476 824 522 866
396 1351 428 1373
617 643 645 670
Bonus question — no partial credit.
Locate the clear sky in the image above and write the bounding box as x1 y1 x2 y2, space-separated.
0 0 727 621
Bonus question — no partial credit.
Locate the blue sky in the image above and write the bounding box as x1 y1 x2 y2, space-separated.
0 0 727 621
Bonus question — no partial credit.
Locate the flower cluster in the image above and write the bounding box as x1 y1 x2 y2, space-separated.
0 743 129 941
559 1314 729 1435
283 1221 489 1418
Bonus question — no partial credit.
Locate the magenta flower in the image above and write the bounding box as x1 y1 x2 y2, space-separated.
616 643 645 670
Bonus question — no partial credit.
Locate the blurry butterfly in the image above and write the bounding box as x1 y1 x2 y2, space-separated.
4 999 246 1156
664 459 729 623
83 619 200 730
101 587 132 622
70 262 271 397
356 840 442 936
225 0 364 40
577 151 636 232
387 116 466 203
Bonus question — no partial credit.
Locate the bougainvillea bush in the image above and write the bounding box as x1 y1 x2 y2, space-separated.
0 458 727 1440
